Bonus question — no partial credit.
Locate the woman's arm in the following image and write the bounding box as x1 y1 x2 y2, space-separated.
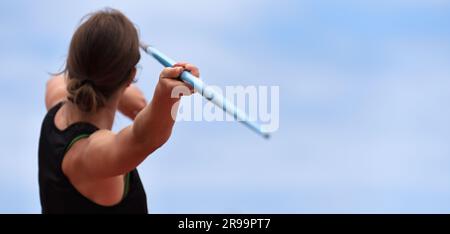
45 74 67 110
118 84 147 120
64 63 199 179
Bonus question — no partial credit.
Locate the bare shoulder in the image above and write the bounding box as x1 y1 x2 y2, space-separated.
61 130 126 206
87 129 118 153
62 129 116 177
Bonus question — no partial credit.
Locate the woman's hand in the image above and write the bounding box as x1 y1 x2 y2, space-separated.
118 84 147 120
156 62 200 98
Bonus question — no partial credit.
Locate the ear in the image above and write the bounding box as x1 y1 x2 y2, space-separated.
126 67 137 87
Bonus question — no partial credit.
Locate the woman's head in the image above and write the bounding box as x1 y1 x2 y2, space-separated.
65 8 140 112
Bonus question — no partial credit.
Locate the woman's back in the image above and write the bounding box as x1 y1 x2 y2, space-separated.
38 102 148 214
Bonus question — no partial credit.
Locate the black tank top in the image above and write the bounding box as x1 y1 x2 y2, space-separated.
38 102 148 214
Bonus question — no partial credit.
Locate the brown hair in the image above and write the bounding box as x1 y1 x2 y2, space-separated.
64 8 140 112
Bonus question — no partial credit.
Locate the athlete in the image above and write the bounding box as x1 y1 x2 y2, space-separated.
38 8 200 213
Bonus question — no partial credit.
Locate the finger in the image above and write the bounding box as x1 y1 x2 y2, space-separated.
164 79 195 94
160 67 184 79
173 62 200 78
183 64 200 78
182 81 195 93
173 62 189 67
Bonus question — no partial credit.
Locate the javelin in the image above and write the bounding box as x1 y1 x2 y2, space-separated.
140 42 270 139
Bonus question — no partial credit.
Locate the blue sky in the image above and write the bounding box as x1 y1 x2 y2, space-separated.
1 0 450 213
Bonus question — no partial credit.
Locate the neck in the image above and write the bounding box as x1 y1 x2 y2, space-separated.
63 100 118 130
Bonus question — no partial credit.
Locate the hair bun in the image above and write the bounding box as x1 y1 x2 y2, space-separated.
80 79 95 87
67 78 105 113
